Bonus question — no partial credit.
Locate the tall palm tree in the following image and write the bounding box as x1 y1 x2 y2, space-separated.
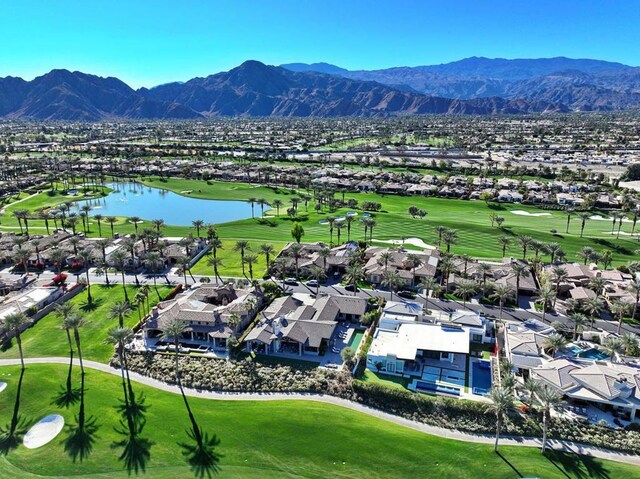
64 313 87 374
259 243 275 271
620 332 639 356
192 220 204 238
588 276 606 298
56 301 77 354
584 296 604 329
110 301 132 328
517 235 531 259
111 249 129 301
565 208 574 234
404 254 423 286
207 257 224 285
382 270 403 301
243 253 258 279
272 199 283 217
456 280 477 308
78 248 95 305
578 212 591 238
486 386 514 453
551 266 568 309
536 385 564 454
1 312 29 369
234 241 250 275
441 229 458 253
345 263 363 296
344 215 354 242
13 247 30 275
105 216 117 237
498 237 511 258
160 317 187 380
419 277 440 313
309 265 324 296
519 378 540 410
288 243 303 279
129 216 142 235
93 213 104 237
543 333 568 357
434 225 447 248
603 337 623 362
537 284 555 323
510 262 530 304
546 242 562 264
610 299 632 334
628 278 640 321
151 219 165 234
326 216 336 245
567 313 588 340
177 255 195 287
491 284 514 321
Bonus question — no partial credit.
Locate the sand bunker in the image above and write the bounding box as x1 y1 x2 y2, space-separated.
510 210 552 217
23 414 65 449
591 215 632 222
374 237 436 250
0 382 6 393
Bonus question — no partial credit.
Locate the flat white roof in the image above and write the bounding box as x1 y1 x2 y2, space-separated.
369 323 470 361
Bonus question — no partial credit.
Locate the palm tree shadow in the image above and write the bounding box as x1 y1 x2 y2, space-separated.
111 372 153 474
496 451 523 478
178 382 222 478
63 373 100 462
52 353 81 408
545 450 610 479
79 297 103 313
0 369 31 455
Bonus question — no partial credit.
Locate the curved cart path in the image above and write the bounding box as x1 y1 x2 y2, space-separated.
1 357 639 466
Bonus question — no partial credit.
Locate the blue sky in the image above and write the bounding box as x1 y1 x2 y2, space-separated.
1 0 638 88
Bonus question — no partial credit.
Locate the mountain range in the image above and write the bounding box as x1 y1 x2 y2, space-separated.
0 57 638 120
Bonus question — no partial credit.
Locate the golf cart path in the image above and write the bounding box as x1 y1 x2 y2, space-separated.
1 357 639 466
0 192 39 214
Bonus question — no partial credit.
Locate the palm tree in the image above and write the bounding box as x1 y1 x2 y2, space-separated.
93 213 104 237
404 253 423 286
456 280 477 308
345 263 363 296
551 266 568 309
588 277 606 298
234 241 250 275
378 251 393 272
543 333 568 357
129 216 142 234
272 199 283 217
419 277 440 313
491 284 514 321
259 243 275 271
441 229 458 253
578 212 591 238
344 215 354 241
192 220 204 238
498 237 511 258
104 326 134 391
567 313 588 340
105 216 117 237
546 242 562 264
78 248 95 305
326 216 336 245
610 299 632 334
207 257 224 285
577 246 595 265
620 332 639 356
13 247 30 275
519 378 540 410
143 251 163 287
248 197 257 218
434 225 447 248
335 222 344 245
111 249 129 301
56 302 77 353
603 337 624 362
565 208 574 234
517 235 531 259
160 317 187 379
510 262 530 304
318 247 331 272
486 386 514 453
243 253 258 279
584 296 604 329
151 219 165 234
1 312 29 368
382 270 403 301
64 313 87 374
110 301 132 328
536 385 564 454
537 284 556 323
628 278 640 321
288 243 304 279
309 265 325 296
177 255 194 287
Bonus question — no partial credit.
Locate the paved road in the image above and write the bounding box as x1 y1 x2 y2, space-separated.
6 268 640 337
1 356 639 466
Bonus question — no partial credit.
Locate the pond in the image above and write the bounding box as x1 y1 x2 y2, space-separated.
74 182 255 226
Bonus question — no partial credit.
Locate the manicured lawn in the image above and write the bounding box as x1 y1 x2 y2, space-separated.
0 364 635 478
6 176 640 266
0 285 173 363
357 369 410 390
190 240 288 278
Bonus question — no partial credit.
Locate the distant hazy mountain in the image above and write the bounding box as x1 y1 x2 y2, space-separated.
1 56 638 120
281 57 640 110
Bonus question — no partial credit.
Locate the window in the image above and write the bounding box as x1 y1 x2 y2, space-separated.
386 361 396 373
472 334 483 342
440 352 450 360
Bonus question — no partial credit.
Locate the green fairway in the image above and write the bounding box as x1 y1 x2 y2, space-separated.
190 239 288 278
0 364 636 478
0 285 173 363
4 176 640 265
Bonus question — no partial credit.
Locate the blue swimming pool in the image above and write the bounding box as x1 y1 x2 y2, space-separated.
577 348 609 360
472 360 492 395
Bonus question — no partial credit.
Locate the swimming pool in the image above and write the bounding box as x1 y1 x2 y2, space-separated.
577 348 608 360
471 360 492 395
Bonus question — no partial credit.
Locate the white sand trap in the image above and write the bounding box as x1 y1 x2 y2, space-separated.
375 237 436 250
602 231 637 236
23 414 65 449
0 382 6 393
510 210 552 217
